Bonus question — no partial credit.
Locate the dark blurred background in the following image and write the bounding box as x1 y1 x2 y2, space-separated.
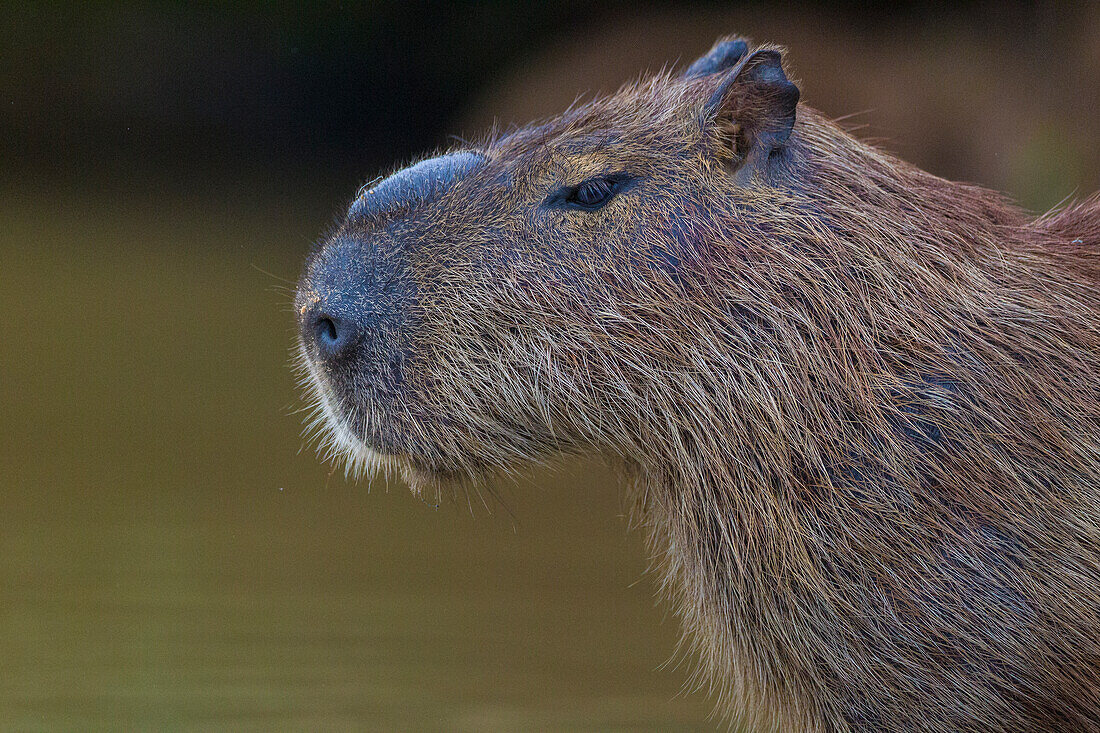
3 2 1098 730
5 2 1098 207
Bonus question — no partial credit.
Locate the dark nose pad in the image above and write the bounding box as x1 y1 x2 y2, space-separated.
309 311 358 361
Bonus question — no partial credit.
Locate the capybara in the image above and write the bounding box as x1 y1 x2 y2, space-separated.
295 35 1100 732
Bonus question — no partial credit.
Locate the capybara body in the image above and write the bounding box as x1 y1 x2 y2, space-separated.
296 36 1100 731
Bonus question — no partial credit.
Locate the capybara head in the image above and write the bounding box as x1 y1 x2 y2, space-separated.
296 38 803 493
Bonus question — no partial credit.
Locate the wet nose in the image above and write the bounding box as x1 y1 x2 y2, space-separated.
307 309 359 361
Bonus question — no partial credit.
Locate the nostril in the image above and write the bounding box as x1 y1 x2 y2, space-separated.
317 316 339 346
311 312 354 359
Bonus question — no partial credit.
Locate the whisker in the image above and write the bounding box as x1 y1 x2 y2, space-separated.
251 262 297 286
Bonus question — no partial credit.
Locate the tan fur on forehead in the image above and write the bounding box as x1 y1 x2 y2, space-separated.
484 72 710 153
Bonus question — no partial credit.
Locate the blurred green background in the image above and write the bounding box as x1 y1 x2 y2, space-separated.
3 3 1098 731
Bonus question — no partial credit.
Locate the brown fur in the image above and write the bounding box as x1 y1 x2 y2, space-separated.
296 36 1100 731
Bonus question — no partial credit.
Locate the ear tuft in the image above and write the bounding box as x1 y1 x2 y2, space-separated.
684 36 750 79
739 50 788 85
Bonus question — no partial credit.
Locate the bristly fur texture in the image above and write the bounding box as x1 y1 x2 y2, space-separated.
296 35 1100 732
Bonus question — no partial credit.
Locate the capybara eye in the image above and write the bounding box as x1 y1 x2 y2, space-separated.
559 175 631 210
545 173 632 211
570 177 617 208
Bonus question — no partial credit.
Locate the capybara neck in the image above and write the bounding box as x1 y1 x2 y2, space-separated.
628 109 1100 731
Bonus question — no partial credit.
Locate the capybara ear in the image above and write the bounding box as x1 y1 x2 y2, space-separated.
700 47 800 177
684 36 750 78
